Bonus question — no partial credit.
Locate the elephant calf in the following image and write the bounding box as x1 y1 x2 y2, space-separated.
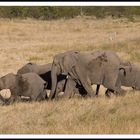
17 62 87 99
0 72 47 105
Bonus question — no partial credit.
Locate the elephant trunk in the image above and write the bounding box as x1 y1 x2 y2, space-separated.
49 64 59 100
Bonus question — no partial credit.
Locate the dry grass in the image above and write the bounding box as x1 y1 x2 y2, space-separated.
0 17 140 134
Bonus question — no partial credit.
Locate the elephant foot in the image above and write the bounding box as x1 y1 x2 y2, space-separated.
0 96 7 106
0 100 6 106
90 93 96 98
83 93 96 99
5 100 13 106
105 89 111 98
105 93 111 98
4 96 20 105
48 98 54 102
61 95 71 100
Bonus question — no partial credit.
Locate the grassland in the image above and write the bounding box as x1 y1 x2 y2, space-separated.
0 16 140 134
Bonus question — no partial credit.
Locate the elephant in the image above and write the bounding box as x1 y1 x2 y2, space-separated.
17 62 87 99
94 62 139 97
0 72 47 105
49 50 127 99
17 63 53 89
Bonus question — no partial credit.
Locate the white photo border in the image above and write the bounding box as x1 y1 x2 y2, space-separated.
0 1 139 139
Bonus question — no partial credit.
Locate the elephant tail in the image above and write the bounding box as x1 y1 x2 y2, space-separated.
119 67 126 76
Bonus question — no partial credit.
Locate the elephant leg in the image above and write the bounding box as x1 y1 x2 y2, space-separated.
80 81 95 98
105 89 112 97
113 76 123 96
55 89 61 99
42 90 48 100
78 86 87 97
20 96 31 102
75 74 95 97
35 90 48 102
44 83 49 99
95 84 100 96
71 67 95 98
0 94 7 105
0 94 5 102
5 95 21 105
105 88 123 97
30 96 37 102
104 73 122 97
6 96 14 105
55 80 66 99
62 79 76 99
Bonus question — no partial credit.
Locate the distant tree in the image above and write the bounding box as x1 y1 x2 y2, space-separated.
0 6 139 20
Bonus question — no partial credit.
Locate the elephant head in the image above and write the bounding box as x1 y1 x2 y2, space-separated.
49 50 79 99
121 64 140 90
0 73 18 90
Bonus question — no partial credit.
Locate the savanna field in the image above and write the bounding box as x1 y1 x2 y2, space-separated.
0 16 140 134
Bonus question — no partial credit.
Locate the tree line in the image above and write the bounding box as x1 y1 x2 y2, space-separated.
0 6 139 20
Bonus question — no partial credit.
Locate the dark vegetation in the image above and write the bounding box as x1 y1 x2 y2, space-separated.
0 6 139 21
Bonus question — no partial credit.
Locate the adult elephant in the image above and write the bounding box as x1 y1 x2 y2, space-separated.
95 62 140 97
0 73 47 105
49 50 126 99
17 62 87 99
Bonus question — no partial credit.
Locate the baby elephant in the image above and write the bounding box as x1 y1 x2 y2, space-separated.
0 72 47 105
17 62 87 99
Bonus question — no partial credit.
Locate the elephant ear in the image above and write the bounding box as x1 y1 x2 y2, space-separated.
120 61 132 72
60 54 77 74
16 74 29 92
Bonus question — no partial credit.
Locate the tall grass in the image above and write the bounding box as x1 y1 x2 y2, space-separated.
0 17 140 134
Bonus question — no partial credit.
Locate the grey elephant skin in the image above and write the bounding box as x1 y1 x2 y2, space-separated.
96 63 140 97
0 72 47 105
17 63 87 99
49 50 126 99
119 64 140 90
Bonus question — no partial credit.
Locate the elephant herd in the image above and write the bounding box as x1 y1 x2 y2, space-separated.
0 50 140 105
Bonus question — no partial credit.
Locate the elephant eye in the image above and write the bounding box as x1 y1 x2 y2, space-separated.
53 63 57 67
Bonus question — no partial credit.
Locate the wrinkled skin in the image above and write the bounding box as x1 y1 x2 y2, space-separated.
120 64 140 90
95 62 139 97
0 73 47 105
49 50 126 100
17 63 53 89
17 62 87 99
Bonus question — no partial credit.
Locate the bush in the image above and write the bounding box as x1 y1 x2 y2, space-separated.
0 6 139 20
